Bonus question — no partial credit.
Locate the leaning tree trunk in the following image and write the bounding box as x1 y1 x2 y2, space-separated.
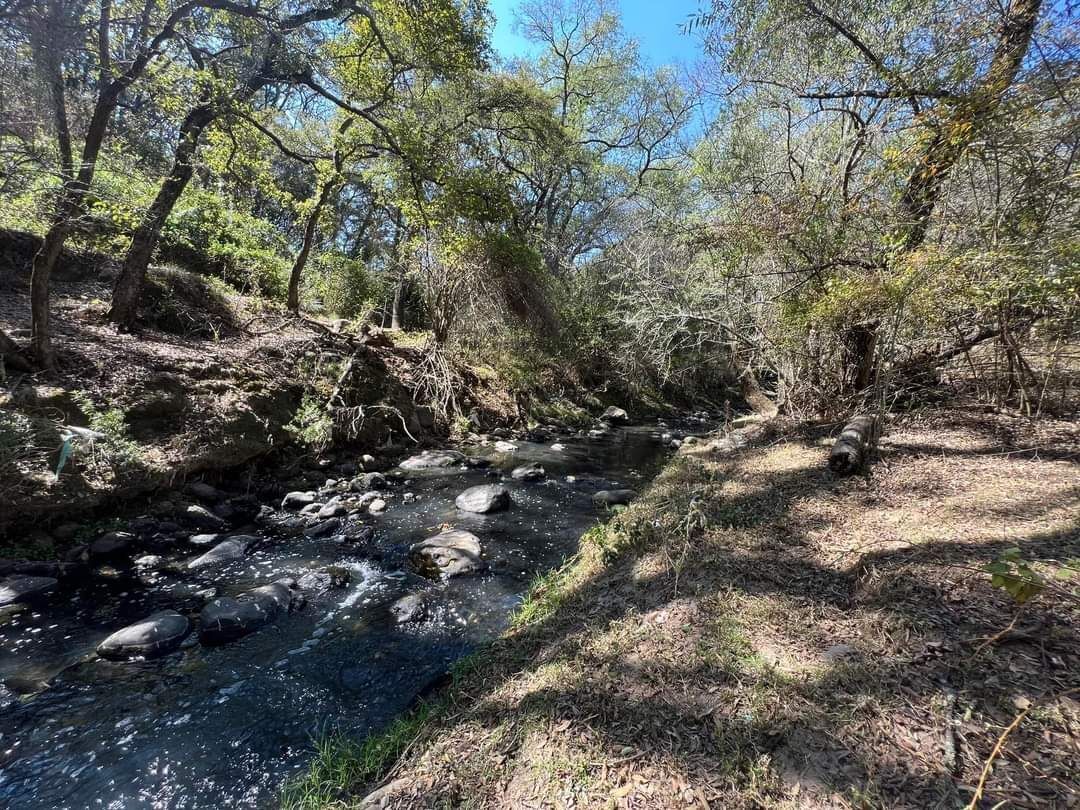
829 415 880 475
287 180 335 313
109 104 215 329
845 0 1043 390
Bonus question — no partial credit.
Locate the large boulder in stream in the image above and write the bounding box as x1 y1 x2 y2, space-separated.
97 611 190 660
0 574 58 607
408 530 484 579
199 579 298 644
182 504 227 531
187 536 254 569
601 406 630 424
455 484 510 513
399 450 465 470
592 489 637 507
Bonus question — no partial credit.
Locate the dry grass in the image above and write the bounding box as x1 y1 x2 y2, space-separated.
316 408 1079 810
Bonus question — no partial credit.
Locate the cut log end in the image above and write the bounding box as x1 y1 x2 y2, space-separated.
829 415 880 475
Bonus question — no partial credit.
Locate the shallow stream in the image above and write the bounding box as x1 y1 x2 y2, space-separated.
0 424 686 808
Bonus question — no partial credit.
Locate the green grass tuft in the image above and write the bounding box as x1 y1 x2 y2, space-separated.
280 704 436 810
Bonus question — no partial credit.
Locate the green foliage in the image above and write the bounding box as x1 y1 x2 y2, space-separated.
162 186 290 298
279 704 436 810
304 252 386 320
68 392 142 470
286 393 334 451
986 548 1080 605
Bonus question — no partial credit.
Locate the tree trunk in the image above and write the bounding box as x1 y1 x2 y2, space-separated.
898 0 1043 250
850 0 1042 389
390 270 406 330
109 104 215 329
287 180 335 313
829 415 879 475
29 84 119 367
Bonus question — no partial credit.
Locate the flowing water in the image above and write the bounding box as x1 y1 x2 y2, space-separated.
0 424 686 809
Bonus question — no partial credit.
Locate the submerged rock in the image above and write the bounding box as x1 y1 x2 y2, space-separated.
304 518 342 538
199 579 298 644
342 524 375 543
455 484 511 513
592 489 637 507
97 611 190 660
298 567 351 592
408 530 484 579
493 440 517 453
0 575 58 607
187 537 252 569
390 593 427 623
399 450 465 470
511 463 546 482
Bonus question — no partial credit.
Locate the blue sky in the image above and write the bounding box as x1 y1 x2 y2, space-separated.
487 0 706 67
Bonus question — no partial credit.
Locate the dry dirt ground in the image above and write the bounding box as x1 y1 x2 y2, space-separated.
348 408 1079 810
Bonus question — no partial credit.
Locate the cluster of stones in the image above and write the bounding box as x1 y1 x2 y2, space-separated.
5 404 662 663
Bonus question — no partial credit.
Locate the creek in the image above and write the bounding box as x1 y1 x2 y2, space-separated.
0 422 696 808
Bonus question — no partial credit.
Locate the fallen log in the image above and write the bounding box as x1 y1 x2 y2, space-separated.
828 415 879 475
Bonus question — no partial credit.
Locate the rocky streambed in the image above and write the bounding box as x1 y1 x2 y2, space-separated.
0 414 712 809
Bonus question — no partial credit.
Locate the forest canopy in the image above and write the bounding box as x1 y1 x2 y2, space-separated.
0 0 1076 416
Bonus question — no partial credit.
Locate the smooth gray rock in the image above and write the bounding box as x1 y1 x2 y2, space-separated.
408 530 484 579
187 537 250 569
134 554 164 570
455 484 510 513
390 593 427 623
304 518 342 538
601 406 629 424
0 575 58 607
199 580 297 644
281 491 317 510
317 502 347 520
186 482 221 501
592 489 637 507
342 524 375 543
511 463 546 482
90 531 134 559
368 498 387 514
97 611 190 660
398 450 465 470
352 472 387 491
188 533 220 547
183 504 226 531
